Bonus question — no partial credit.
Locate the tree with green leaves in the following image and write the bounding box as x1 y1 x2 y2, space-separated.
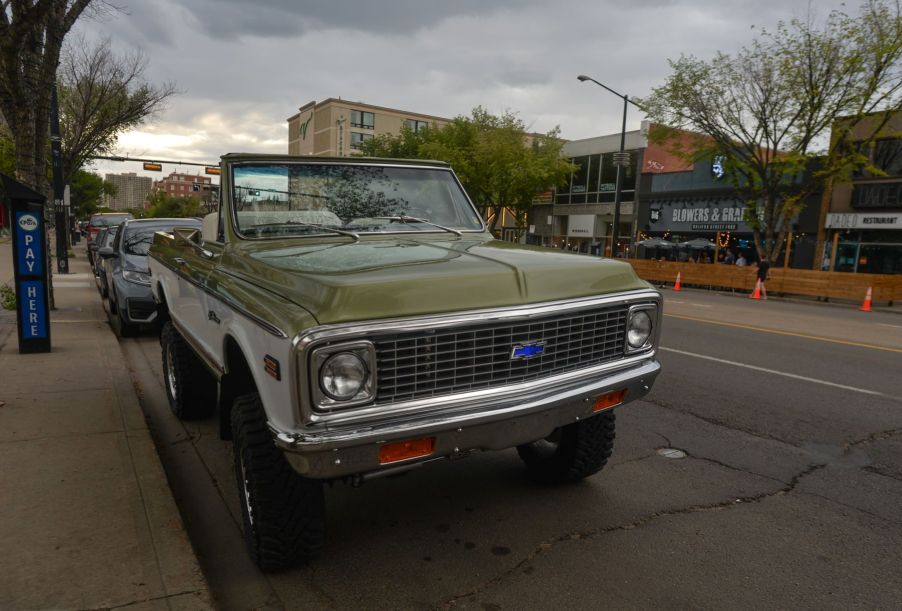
361 107 574 238
145 191 202 219
0 1 101 193
639 0 902 263
68 168 113 217
58 36 176 182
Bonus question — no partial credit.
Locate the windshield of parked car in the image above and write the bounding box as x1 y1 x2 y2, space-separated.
90 214 132 227
123 222 200 256
231 163 483 238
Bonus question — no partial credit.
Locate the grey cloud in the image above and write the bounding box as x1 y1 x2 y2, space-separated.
171 0 545 39
74 0 853 168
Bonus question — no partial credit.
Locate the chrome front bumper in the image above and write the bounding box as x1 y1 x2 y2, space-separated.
271 357 660 480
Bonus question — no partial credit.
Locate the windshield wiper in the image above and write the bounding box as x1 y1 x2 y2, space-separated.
249 221 360 242
374 216 463 237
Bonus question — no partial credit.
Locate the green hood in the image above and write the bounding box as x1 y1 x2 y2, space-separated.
221 235 649 325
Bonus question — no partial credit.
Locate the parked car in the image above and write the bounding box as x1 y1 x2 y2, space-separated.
99 217 201 336
86 212 133 265
93 225 120 297
89 226 110 276
149 154 663 570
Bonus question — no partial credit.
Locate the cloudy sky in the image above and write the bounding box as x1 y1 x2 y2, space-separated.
74 0 850 179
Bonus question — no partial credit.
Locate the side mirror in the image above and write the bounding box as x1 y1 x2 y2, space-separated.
98 246 117 259
173 227 200 246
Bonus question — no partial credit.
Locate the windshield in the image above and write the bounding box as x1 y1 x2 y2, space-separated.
91 214 131 227
123 222 200 256
231 163 483 238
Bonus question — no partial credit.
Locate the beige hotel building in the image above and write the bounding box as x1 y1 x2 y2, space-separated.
287 98 450 157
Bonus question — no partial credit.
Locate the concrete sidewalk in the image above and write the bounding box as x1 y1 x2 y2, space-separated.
0 239 212 610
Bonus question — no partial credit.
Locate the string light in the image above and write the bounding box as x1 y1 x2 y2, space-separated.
716 231 731 248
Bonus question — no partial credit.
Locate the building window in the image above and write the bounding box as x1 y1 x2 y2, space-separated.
350 132 374 149
874 139 902 177
351 110 375 129
405 119 429 133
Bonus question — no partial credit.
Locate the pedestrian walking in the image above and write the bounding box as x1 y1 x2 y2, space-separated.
756 259 770 300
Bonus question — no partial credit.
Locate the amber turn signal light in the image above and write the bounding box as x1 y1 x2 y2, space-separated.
593 389 626 412
379 437 436 464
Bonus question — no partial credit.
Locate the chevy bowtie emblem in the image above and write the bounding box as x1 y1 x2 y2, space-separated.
511 341 546 360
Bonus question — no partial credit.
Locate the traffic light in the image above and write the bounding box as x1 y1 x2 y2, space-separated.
205 166 221 175
143 162 163 171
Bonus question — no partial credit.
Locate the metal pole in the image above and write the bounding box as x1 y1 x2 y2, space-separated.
50 86 68 274
611 95 628 258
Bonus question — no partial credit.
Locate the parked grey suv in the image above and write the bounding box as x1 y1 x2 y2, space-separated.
99 218 202 336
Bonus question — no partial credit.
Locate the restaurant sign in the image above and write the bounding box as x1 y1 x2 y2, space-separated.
826 212 902 229
647 199 757 233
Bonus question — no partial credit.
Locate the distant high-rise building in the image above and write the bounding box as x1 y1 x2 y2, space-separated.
104 173 152 210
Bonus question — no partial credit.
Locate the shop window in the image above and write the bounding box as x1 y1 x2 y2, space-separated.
571 156 589 194
351 110 375 129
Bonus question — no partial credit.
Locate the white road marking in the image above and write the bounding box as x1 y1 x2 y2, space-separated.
52 282 92 288
659 346 897 400
877 323 902 330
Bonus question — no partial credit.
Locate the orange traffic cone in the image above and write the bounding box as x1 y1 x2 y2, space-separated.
750 279 762 300
860 286 873 312
673 272 682 291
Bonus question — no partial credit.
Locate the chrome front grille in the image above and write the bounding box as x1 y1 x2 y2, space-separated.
373 305 628 403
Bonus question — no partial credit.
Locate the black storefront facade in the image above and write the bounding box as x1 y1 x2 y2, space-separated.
635 155 822 267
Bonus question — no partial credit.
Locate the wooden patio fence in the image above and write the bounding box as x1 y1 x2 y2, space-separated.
624 259 902 306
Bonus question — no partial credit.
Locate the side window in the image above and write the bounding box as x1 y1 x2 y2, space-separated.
216 184 225 242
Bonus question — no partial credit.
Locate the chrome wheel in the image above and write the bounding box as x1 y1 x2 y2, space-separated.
165 342 178 403
238 452 254 527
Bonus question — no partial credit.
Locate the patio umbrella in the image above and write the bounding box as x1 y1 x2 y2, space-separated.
635 238 676 249
679 238 716 249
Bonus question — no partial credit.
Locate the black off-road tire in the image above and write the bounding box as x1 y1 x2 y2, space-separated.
231 393 325 571
516 411 616 484
160 321 217 419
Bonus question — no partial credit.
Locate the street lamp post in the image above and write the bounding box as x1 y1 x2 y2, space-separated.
577 74 642 258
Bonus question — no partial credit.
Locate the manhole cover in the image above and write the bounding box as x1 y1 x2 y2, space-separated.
657 447 687 459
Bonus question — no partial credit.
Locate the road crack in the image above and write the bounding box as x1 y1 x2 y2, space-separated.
796 490 902 526
639 397 793 446
438 463 826 609
682 451 789 486
845 428 902 449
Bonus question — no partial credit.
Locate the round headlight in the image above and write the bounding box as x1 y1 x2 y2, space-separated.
627 310 653 349
320 352 368 401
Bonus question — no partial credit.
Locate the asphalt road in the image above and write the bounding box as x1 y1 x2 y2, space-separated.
117 289 902 610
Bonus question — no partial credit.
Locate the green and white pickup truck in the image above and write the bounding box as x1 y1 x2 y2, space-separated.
148 153 662 570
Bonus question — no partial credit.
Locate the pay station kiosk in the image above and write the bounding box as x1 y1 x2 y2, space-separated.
2 175 51 353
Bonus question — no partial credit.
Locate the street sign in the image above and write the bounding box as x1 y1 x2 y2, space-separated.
205 166 221 175
2 174 52 353
143 162 163 171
